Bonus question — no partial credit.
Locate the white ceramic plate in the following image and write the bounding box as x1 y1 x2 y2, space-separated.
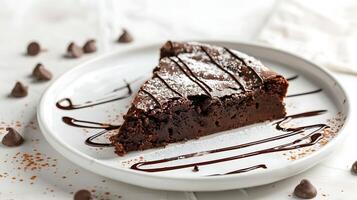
38 41 349 191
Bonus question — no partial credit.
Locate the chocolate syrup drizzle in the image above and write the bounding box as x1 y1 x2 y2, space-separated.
224 47 264 84
201 46 246 92
287 89 323 98
287 75 299 81
140 88 162 107
177 56 213 92
56 81 133 147
169 57 212 96
62 116 119 147
209 164 267 176
62 116 120 130
56 82 132 110
85 130 114 147
154 73 183 97
161 45 267 99
130 109 328 173
285 75 322 97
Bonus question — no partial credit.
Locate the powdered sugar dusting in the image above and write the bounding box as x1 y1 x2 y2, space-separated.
132 42 276 111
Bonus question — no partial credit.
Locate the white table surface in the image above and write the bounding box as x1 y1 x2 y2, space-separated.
0 0 356 199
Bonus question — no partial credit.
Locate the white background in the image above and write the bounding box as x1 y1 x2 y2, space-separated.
0 0 356 199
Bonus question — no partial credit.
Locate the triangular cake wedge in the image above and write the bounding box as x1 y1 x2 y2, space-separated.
110 41 288 156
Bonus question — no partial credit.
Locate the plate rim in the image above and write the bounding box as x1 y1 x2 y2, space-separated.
37 40 351 184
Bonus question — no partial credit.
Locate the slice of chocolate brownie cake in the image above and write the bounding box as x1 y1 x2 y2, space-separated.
110 41 288 156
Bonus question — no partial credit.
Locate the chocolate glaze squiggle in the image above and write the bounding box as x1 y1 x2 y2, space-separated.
131 132 323 172
140 88 161 107
176 56 213 92
201 46 246 92
62 116 120 130
224 47 264 83
56 82 132 110
274 110 327 131
287 75 299 81
287 89 322 98
154 73 183 97
85 130 114 147
62 116 119 147
169 57 211 96
209 164 267 176
285 75 322 97
130 110 328 172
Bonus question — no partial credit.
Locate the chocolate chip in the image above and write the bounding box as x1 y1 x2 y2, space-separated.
351 161 357 174
192 165 199 172
27 41 41 56
74 189 92 200
2 128 24 147
67 42 83 58
118 29 133 43
32 63 52 81
294 179 317 199
10 82 28 98
83 39 97 53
